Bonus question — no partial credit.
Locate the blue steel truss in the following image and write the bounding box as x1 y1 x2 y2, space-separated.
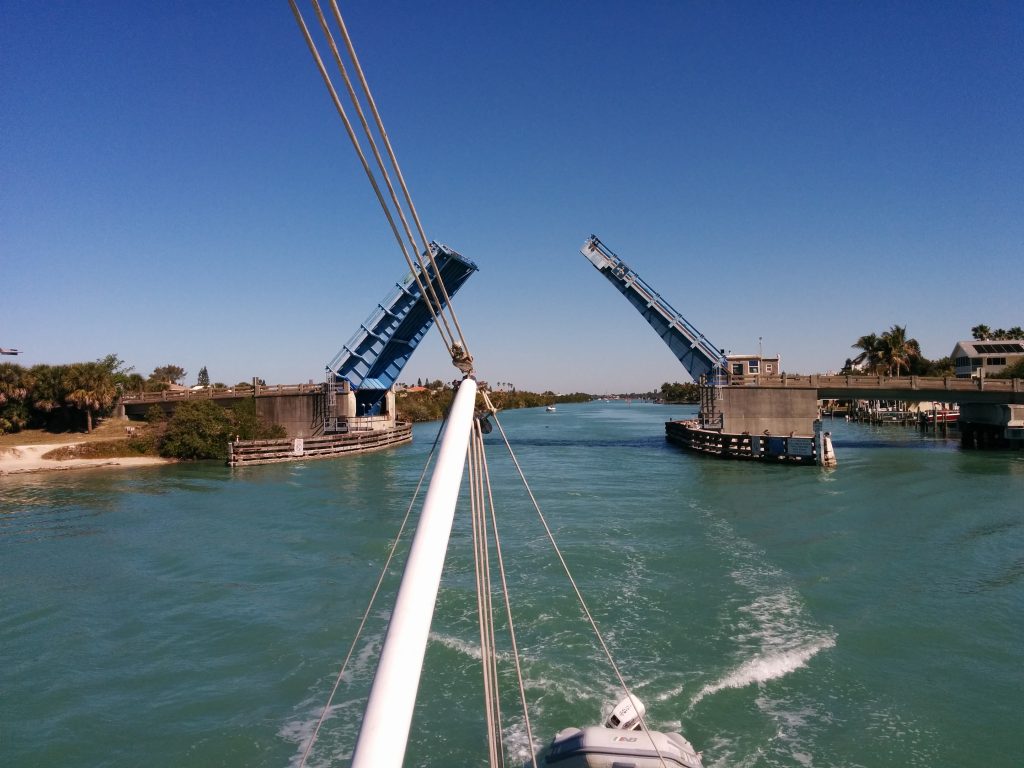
328 242 477 405
580 235 727 383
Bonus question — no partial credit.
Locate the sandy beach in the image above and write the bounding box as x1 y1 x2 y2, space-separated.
0 443 171 475
0 422 172 476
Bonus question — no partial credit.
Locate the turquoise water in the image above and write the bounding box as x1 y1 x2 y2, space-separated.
2 401 1022 767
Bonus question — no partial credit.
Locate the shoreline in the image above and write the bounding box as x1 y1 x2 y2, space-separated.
0 443 171 476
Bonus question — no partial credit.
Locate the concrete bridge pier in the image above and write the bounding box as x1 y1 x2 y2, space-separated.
961 422 1006 450
959 403 1024 450
670 384 831 465
715 387 820 436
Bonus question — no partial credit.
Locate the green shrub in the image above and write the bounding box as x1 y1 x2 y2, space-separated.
989 358 1024 379
157 399 286 460
159 400 233 460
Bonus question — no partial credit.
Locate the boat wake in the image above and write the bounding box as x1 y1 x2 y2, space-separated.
281 696 359 768
690 504 837 711
689 635 835 706
430 631 484 661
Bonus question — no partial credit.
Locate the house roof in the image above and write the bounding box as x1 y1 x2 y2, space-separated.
953 340 1024 356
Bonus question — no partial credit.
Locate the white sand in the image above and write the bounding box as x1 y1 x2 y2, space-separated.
0 443 171 475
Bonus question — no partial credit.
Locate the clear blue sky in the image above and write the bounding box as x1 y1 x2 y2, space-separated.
3 1 1021 393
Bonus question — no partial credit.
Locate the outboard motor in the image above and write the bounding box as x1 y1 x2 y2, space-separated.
604 695 645 731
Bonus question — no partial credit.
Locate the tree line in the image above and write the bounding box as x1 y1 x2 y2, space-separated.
396 386 590 423
659 382 700 403
845 322 1023 378
0 355 202 435
845 324 938 376
971 324 1023 341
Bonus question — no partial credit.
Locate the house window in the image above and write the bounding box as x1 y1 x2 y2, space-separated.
987 357 1006 366
732 363 744 376
766 363 774 373
748 360 760 374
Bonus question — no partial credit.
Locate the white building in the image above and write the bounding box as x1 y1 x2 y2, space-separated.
951 339 1024 378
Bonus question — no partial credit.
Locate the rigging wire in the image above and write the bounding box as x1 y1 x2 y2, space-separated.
472 416 539 768
326 0 473 356
311 0 460 351
288 0 453 356
469 420 504 768
297 397 455 768
288 0 473 371
481 392 671 768
290 6 665 765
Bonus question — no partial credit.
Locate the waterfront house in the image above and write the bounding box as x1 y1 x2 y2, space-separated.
951 339 1024 378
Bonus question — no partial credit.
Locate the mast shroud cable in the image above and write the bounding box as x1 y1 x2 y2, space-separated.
288 0 473 368
296 395 456 768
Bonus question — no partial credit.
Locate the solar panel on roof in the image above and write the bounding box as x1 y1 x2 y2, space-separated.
974 342 1024 353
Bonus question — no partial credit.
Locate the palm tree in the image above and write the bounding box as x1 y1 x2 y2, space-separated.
878 325 921 376
66 362 117 432
31 364 69 416
850 333 882 372
0 362 28 405
1008 326 1024 340
0 362 33 433
971 324 992 340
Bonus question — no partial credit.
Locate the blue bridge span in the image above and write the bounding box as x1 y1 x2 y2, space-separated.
327 242 477 416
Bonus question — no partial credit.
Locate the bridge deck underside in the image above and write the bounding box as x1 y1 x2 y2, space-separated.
582 236 724 384
615 281 718 382
331 246 477 392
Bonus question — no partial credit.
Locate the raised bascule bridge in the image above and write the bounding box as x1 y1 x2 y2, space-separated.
123 243 477 464
580 235 1023 464
324 242 477 426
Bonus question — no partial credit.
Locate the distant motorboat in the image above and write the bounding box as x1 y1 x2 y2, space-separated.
546 405 556 412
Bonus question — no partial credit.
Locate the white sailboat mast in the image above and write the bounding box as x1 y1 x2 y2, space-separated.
351 378 479 768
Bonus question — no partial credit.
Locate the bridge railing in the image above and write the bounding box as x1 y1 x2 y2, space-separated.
726 373 1022 394
122 383 324 403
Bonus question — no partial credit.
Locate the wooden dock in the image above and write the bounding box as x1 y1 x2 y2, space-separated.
228 423 412 466
665 419 833 466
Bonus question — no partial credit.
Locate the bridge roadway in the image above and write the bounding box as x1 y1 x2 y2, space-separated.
732 374 1024 405
122 383 321 406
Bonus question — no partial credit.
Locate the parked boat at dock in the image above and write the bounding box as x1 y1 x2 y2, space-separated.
919 407 959 425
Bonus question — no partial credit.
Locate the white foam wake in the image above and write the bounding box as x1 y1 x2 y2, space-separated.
430 631 482 660
690 634 836 706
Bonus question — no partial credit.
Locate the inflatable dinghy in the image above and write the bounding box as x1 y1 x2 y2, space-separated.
539 696 703 768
